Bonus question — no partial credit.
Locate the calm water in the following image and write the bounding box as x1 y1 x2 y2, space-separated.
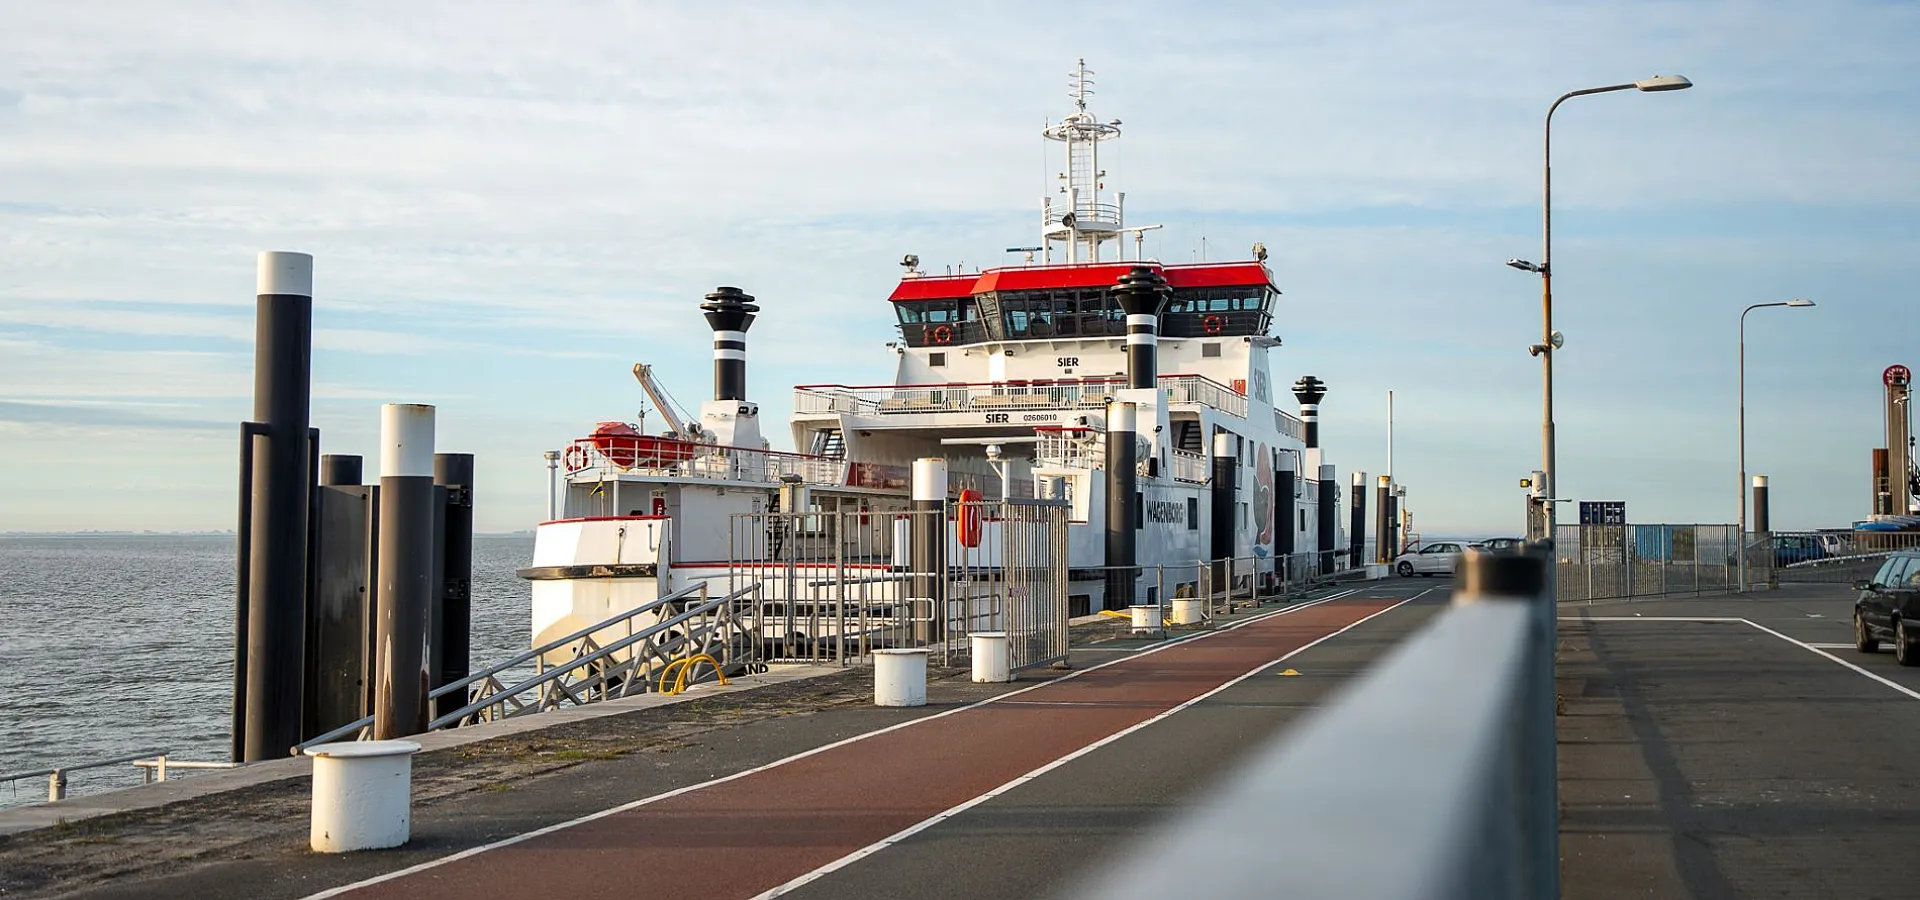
0 533 535 809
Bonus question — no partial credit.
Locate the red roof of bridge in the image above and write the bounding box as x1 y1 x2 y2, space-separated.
886 261 1275 302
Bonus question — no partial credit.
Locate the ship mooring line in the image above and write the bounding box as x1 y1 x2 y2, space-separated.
301 589 1366 899
745 590 1427 899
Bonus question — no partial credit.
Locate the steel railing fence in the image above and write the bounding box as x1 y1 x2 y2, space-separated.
1072 549 1556 900
727 501 1072 671
1767 530 1920 585
1557 525 1920 601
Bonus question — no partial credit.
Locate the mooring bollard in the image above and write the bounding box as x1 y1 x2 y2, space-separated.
1171 598 1206 625
305 740 422 852
970 632 1011 683
1130 604 1161 636
873 648 929 706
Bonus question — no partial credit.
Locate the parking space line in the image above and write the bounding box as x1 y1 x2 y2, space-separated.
1566 615 1920 704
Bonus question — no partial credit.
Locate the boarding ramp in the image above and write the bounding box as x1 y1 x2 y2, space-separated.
726 500 1070 670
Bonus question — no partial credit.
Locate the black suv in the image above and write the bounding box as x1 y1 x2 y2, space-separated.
1853 550 1920 666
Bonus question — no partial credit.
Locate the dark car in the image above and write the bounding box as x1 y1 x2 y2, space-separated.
1772 534 1828 567
1853 550 1920 665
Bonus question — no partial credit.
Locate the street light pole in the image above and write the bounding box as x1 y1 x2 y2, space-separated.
1738 299 1816 593
1513 74 1693 545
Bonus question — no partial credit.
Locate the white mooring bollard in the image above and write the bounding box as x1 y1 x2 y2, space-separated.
1130 604 1162 635
873 648 930 706
1171 598 1206 625
970 632 1011 683
305 740 422 852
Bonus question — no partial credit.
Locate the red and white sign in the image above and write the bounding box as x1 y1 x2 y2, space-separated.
1887 365 1911 387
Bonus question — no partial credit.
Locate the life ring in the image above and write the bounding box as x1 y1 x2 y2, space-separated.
562 444 588 472
930 324 953 344
1203 314 1224 335
957 488 983 548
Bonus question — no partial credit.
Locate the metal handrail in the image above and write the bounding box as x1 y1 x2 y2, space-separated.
1 749 172 803
1073 551 1555 899
427 587 751 729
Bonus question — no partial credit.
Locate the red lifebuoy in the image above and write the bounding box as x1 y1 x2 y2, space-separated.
930 324 953 344
957 488 983 549
1203 314 1224 335
563 444 588 472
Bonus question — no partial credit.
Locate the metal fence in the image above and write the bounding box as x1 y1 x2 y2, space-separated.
1074 549 1556 900
1556 525 1920 600
1553 523 1740 602
726 500 1071 671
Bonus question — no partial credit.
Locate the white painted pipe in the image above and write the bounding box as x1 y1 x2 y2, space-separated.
873 648 929 706
1171 598 1206 625
380 404 436 478
911 457 949 503
305 740 422 852
1130 604 1161 634
970 632 1011 683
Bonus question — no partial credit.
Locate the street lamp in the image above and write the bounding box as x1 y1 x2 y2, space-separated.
1513 74 1693 545
1739 298 1816 592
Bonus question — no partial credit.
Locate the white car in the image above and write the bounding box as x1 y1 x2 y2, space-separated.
1394 541 1468 577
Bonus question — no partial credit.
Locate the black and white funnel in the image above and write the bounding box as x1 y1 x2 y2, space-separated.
1291 376 1327 449
700 286 759 402
1113 266 1171 390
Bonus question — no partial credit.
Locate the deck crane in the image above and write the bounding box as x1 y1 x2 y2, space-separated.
631 363 699 440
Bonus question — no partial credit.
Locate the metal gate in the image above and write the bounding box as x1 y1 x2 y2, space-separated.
726 499 1069 671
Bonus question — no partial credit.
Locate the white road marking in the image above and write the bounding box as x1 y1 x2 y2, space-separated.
1566 616 1920 704
302 590 1365 899
746 589 1433 899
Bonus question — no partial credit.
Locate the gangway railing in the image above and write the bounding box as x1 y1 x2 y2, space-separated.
1074 549 1557 900
296 582 758 754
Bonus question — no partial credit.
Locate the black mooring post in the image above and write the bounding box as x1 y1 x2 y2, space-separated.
1374 476 1392 564
375 404 436 739
231 421 265 761
909 458 947 641
1210 431 1237 597
1349 471 1367 569
434 453 475 721
306 453 371 741
1275 463 1296 584
239 251 314 762
1104 402 1138 609
1317 466 1338 576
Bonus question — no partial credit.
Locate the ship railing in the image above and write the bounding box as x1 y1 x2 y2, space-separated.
1046 202 1122 227
1167 447 1209 484
1034 427 1103 469
294 582 760 755
793 373 1251 420
563 437 847 487
1274 407 1305 441
1072 550 1558 900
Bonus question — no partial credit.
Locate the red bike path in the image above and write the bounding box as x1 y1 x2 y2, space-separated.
327 597 1395 899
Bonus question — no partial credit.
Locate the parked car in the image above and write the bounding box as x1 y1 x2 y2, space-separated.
1394 541 1468 577
1771 534 1829 567
1853 550 1920 665
1475 537 1526 552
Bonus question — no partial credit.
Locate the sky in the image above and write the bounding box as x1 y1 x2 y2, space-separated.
1 0 1915 535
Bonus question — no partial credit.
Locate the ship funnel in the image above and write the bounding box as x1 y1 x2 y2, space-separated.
1114 266 1171 390
699 286 759 401
1291 375 1326 448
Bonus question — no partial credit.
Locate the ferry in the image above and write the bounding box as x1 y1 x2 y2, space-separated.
522 61 1353 656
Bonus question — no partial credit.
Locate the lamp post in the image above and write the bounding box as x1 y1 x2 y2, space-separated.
1507 74 1692 545
1739 299 1816 592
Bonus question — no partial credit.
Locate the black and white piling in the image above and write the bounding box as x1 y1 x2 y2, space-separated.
1105 401 1139 607
1275 461 1297 579
433 453 475 722
374 404 436 739
1752 475 1770 535
1374 475 1392 564
910 458 947 640
1114 266 1171 390
1210 432 1236 588
1349 471 1367 568
1316 464 1338 576
1292 376 1326 450
700 287 759 402
234 250 316 762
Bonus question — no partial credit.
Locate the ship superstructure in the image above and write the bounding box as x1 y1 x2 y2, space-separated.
524 61 1350 652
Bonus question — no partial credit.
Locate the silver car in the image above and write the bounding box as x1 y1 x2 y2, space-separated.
1394 541 1467 577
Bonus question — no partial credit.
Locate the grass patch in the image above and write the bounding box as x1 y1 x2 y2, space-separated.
550 748 623 762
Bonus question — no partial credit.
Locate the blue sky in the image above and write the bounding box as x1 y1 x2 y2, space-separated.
1 0 1915 533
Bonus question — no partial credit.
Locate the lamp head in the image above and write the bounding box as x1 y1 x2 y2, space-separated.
1634 74 1693 92
1786 298 1815 307
1506 258 1543 274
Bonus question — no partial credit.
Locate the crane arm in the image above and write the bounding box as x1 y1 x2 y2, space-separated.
632 363 691 438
